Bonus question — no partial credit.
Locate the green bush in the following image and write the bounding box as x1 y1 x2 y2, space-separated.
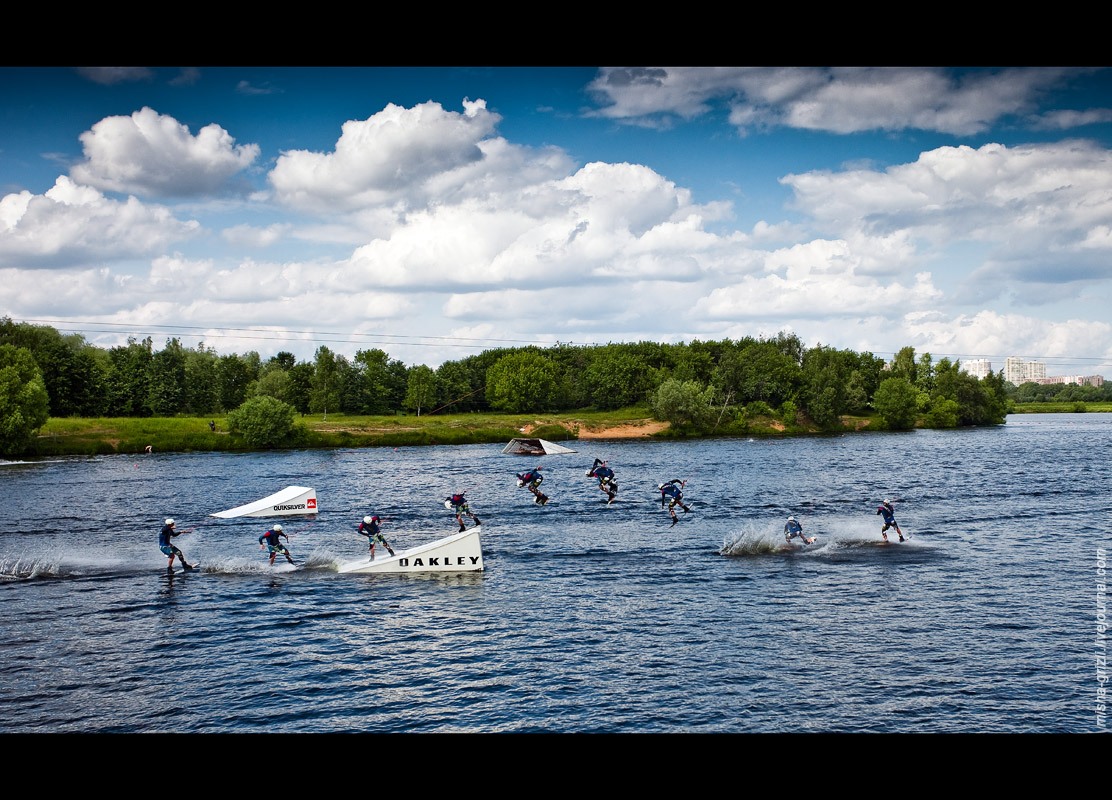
529 423 576 441
227 396 298 448
744 400 774 419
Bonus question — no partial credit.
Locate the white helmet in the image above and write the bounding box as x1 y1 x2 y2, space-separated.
444 500 454 510
658 483 665 490
517 479 525 487
273 523 283 532
364 516 373 524
165 518 174 526
884 499 891 505
787 516 795 522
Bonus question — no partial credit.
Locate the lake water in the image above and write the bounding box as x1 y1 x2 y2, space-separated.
1 414 1108 733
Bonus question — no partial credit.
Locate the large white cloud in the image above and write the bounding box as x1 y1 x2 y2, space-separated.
0 176 201 268
268 98 572 215
70 107 259 198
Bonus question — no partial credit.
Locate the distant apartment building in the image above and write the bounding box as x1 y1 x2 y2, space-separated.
1033 374 1105 387
962 358 993 379
1005 357 1047 385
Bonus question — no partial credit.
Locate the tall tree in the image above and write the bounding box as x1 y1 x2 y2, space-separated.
889 346 918 383
147 338 187 416
249 368 291 403
354 348 399 414
584 346 651 410
715 339 801 408
933 357 1006 426
0 344 50 455
404 364 437 416
105 337 153 416
435 359 481 414
874 376 919 429
183 344 220 415
0 318 106 416
485 351 559 413
309 346 341 417
287 362 314 414
217 353 255 411
799 345 860 428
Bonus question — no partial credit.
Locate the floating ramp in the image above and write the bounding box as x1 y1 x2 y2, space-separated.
210 485 319 518
501 437 577 455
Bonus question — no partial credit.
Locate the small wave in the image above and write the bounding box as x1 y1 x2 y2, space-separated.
0 459 66 467
719 527 819 556
0 556 63 580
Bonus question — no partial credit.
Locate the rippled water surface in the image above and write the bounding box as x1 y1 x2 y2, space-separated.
2 414 1109 733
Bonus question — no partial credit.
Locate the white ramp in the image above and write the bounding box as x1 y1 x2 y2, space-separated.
210 485 318 518
337 527 484 574
501 437 577 455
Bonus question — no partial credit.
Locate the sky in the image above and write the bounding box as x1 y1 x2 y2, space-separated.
2 65 1111 376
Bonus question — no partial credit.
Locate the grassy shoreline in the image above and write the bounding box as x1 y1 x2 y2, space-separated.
18 403 1109 457
24 407 819 457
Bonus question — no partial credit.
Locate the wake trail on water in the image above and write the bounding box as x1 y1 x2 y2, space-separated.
0 549 341 581
718 516 935 556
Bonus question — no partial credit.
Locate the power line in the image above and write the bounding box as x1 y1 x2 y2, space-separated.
17 318 551 351
10 317 1112 372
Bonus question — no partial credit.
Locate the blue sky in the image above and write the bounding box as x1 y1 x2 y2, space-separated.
2 66 1111 376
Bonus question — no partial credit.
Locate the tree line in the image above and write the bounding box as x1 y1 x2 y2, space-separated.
0 316 1058 454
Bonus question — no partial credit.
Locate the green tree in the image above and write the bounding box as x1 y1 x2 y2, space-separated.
404 364 438 415
889 346 918 383
286 362 314 414
0 344 51 455
355 348 407 414
485 351 559 413
933 357 1006 426
226 395 298 448
104 337 153 416
923 397 960 428
217 353 255 411
874 376 919 429
664 342 716 384
545 343 593 409
980 371 1012 420
435 359 485 414
806 385 839 428
147 338 187 415
843 370 870 414
779 399 798 426
799 345 861 428
183 344 220 415
583 346 651 410
0 318 108 416
714 339 802 408
650 378 715 431
916 352 935 395
271 351 296 371
249 368 291 402
309 346 342 417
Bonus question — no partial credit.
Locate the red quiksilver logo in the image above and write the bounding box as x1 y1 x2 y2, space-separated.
307 498 317 509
